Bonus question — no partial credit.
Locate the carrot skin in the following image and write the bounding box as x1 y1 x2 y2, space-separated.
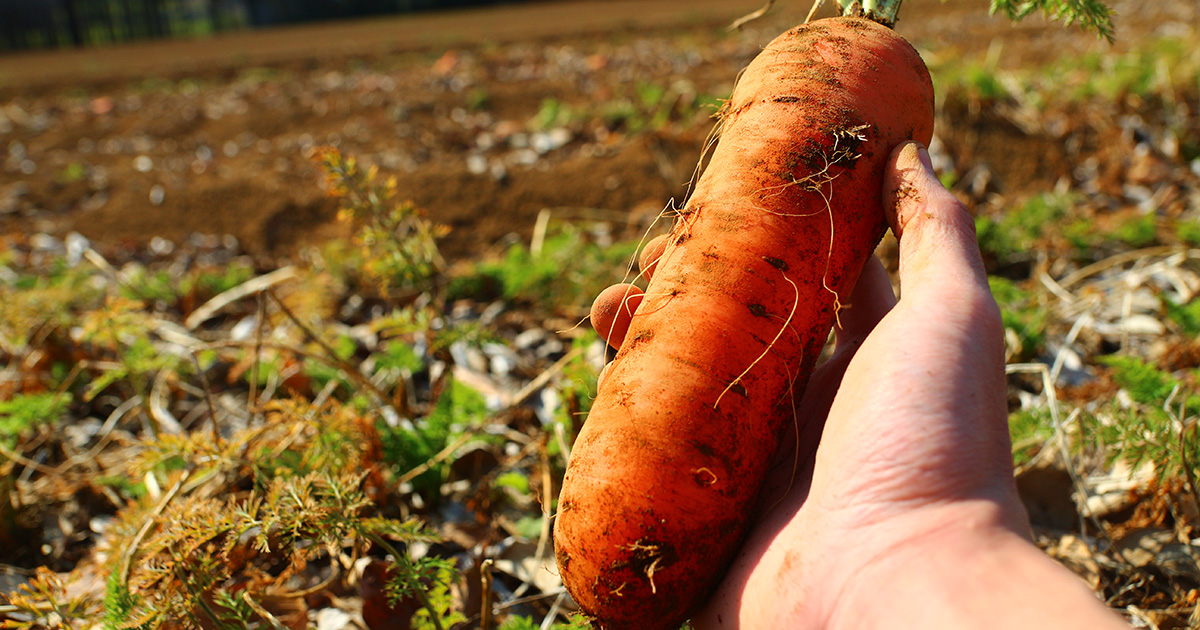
555 17 934 630
591 283 645 350
638 234 670 281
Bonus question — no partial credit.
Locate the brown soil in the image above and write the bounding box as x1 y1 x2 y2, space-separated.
0 0 1194 263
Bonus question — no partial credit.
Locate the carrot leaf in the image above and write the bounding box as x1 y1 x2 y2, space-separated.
990 0 1115 42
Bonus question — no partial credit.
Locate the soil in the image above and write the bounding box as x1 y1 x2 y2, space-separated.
2 0 1195 264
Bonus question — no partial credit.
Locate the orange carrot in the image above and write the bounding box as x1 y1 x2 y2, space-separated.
590 283 645 350
554 15 934 630
637 234 669 280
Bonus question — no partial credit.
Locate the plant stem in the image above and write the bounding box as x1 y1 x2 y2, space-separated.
368 533 447 630
836 0 905 27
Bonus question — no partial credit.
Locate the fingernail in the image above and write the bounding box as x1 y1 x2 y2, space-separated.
916 145 934 173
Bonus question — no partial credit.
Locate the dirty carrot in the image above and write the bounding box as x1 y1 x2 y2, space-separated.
554 8 934 630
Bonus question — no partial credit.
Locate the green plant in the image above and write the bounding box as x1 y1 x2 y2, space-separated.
1111 212 1159 248
1072 356 1200 486
76 297 183 402
1100 355 1179 405
1 567 101 629
1164 296 1200 336
0 392 69 448
379 376 489 500
500 614 594 630
58 161 86 184
1009 408 1057 466
1176 219 1200 247
466 87 492 111
990 0 1114 41
95 396 466 630
976 193 1075 260
988 276 1047 359
530 98 578 130
314 147 446 295
448 225 638 311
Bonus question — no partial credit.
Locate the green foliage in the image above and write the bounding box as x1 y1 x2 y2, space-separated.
1064 218 1100 252
388 555 466 630
988 276 1047 358
376 339 426 375
989 0 1114 42
379 377 489 497
303 333 361 395
119 259 256 307
976 193 1074 259
98 396 461 630
494 470 530 495
1051 37 1196 101
0 258 101 351
1100 355 1177 405
1082 356 1200 477
1009 408 1056 466
1090 400 1200 486
530 98 579 130
103 572 151 630
58 161 87 184
1163 296 1200 336
0 567 101 629
96 475 149 500
598 81 718 133
930 35 1199 110
210 589 256 628
500 614 594 630
466 87 491 111
548 335 601 461
449 225 638 311
315 147 446 294
1111 212 1159 248
928 50 1009 106
1176 219 1200 247
0 392 69 447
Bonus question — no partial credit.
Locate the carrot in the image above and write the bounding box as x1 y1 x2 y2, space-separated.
554 14 934 630
637 234 669 280
590 283 645 350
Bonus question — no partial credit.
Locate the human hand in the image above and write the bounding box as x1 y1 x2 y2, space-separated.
589 142 1127 629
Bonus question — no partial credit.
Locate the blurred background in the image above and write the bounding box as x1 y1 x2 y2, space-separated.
1 0 541 51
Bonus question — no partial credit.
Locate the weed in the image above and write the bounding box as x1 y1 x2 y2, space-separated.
448 225 638 312
466 87 492 111
57 161 86 184
500 614 593 630
530 98 578 130
1 567 100 628
314 147 446 296
1164 296 1200 336
989 276 1047 359
976 192 1074 260
1100 355 1179 405
1176 219 1200 247
380 376 490 501
597 81 718 133
1078 356 1200 485
0 392 69 448
1111 212 1159 248
1009 408 1057 466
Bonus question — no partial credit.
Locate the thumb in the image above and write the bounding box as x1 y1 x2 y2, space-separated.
883 142 988 299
